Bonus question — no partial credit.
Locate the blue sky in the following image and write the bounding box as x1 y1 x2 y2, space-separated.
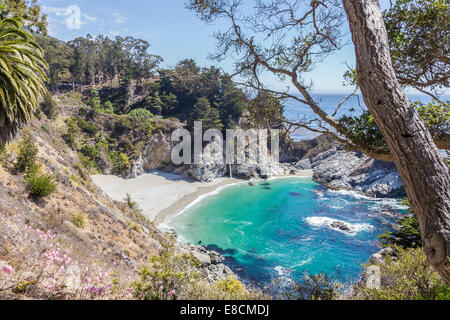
39 0 397 93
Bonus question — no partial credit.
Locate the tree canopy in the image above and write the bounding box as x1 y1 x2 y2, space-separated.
35 34 163 91
384 0 449 96
0 0 47 35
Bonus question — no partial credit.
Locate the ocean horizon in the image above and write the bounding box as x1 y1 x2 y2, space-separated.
285 92 448 141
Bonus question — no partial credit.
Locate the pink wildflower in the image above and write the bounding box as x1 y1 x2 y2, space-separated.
2 265 14 275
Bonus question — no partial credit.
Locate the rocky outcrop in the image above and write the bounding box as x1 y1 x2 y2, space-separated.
301 147 406 198
368 247 397 265
126 155 144 179
141 132 174 171
177 242 235 282
280 134 339 162
189 139 227 182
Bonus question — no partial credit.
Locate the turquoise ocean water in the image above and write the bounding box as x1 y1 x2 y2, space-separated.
169 178 408 286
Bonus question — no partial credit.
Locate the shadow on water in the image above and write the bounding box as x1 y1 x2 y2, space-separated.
289 192 302 197
203 243 275 285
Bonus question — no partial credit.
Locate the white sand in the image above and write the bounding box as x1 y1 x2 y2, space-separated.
91 170 313 226
91 171 239 223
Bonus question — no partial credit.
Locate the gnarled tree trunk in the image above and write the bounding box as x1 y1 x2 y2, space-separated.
343 0 450 284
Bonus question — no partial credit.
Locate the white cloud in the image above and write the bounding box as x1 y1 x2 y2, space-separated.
113 13 127 24
43 5 97 30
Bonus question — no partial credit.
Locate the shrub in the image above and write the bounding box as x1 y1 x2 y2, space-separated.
26 171 57 198
216 276 249 298
378 199 422 248
0 142 9 164
272 273 343 300
131 252 262 300
100 100 115 114
63 118 81 148
125 193 137 210
79 155 96 171
87 89 101 110
355 246 449 300
75 117 97 135
128 108 154 121
128 222 141 234
13 131 38 174
80 143 99 162
41 125 50 134
41 93 57 119
71 211 88 229
112 152 129 175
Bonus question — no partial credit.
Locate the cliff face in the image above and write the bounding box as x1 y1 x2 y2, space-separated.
131 131 406 198
130 132 307 182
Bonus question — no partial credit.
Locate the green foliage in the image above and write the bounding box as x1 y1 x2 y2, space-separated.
80 143 99 161
100 100 114 114
384 0 450 90
274 274 343 300
26 169 57 198
41 125 50 134
0 16 48 143
131 251 259 300
128 108 154 121
242 92 285 130
12 280 37 294
190 97 223 130
132 253 190 300
124 193 138 210
111 152 129 175
338 100 449 154
71 211 88 229
128 221 142 233
66 35 161 90
34 34 73 90
379 215 422 249
0 0 48 35
338 111 389 154
75 117 97 135
216 276 248 297
87 89 101 110
378 199 422 249
356 246 449 300
40 92 57 119
414 100 449 138
13 131 38 174
158 60 246 125
63 117 81 148
0 141 11 165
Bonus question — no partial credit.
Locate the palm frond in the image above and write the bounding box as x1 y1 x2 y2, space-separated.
0 17 47 142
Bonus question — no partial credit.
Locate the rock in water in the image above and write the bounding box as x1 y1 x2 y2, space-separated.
330 221 352 233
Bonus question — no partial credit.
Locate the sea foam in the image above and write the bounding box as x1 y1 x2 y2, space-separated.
305 216 373 235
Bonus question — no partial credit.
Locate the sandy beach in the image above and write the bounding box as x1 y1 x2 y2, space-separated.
91 170 313 226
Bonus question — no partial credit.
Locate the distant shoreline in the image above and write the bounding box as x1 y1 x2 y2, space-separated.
91 170 314 227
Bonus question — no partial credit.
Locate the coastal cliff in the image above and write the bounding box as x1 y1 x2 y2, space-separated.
127 130 407 198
